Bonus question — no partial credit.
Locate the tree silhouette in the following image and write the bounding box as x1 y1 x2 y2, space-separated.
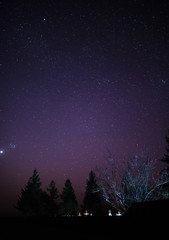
45 180 60 216
15 169 44 215
61 179 77 216
160 129 169 196
82 170 102 215
162 129 169 164
47 180 59 201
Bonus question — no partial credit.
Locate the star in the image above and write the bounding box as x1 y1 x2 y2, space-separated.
9 143 16 149
161 79 166 85
0 150 4 155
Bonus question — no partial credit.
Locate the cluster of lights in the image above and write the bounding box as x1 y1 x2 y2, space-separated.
109 210 122 216
83 210 92 216
77 210 122 217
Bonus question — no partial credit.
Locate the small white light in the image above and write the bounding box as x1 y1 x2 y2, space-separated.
108 210 112 216
116 211 122 216
84 210 89 216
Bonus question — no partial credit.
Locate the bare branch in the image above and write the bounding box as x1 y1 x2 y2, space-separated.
144 180 169 201
97 154 169 213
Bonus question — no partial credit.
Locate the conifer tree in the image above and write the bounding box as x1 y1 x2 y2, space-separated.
61 179 77 215
47 180 59 201
160 129 169 196
162 129 169 164
15 169 44 215
83 170 102 216
45 180 60 216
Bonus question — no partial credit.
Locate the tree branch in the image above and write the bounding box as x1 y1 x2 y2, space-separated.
144 180 169 201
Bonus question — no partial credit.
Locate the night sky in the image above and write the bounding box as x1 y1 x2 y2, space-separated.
0 0 169 215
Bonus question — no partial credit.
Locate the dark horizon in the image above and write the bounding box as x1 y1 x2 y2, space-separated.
0 0 169 216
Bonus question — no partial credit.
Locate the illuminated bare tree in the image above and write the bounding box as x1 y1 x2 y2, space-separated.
97 154 169 213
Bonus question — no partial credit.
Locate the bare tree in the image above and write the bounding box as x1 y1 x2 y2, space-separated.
97 154 169 213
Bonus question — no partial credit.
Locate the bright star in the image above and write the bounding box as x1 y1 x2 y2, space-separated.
0 150 4 155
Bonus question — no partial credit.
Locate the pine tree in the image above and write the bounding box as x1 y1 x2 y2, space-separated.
162 129 169 164
15 169 44 215
83 170 102 216
47 180 59 201
61 179 77 216
45 180 60 216
160 129 169 196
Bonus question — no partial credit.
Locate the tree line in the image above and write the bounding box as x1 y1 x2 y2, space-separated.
15 170 103 216
15 129 169 216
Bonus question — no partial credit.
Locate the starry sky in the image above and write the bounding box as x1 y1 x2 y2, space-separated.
0 0 169 215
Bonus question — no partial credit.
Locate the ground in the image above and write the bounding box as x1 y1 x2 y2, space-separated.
0 215 166 239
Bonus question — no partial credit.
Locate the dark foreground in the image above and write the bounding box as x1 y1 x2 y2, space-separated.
1 200 169 239
0 215 167 239
1 216 127 239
